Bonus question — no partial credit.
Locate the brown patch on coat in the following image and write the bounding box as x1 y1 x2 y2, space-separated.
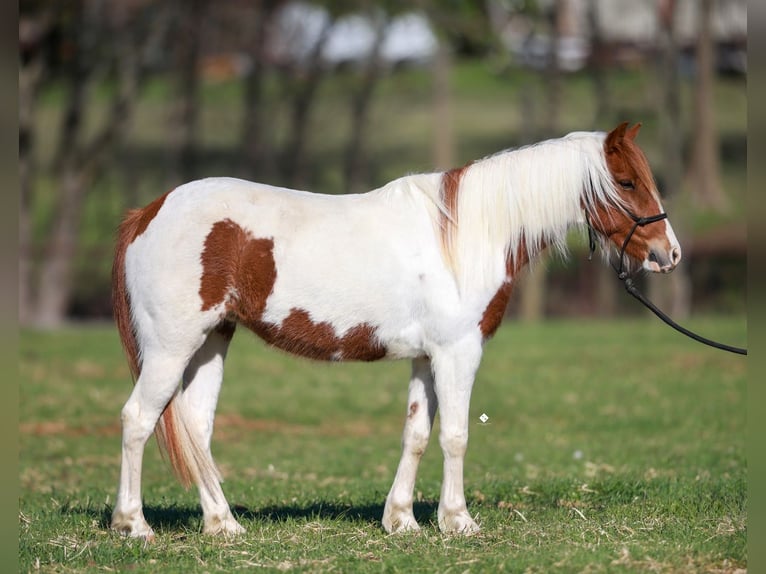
479 242 533 339
250 309 386 362
133 191 170 238
198 218 386 361
480 282 514 339
407 402 419 419
439 162 472 262
199 219 277 313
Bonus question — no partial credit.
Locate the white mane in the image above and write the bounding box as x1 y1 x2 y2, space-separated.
411 131 625 292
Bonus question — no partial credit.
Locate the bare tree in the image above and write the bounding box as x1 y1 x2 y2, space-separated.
542 0 564 137
587 0 609 123
344 11 388 194
585 0 618 316
168 0 206 186
645 0 691 318
19 13 51 325
281 16 334 188
240 1 283 182
426 0 492 170
431 38 454 170
520 0 568 322
20 1 150 327
689 0 727 210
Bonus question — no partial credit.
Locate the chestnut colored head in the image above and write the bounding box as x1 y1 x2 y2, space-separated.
593 122 682 274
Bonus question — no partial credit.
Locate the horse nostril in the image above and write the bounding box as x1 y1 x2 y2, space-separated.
671 246 682 265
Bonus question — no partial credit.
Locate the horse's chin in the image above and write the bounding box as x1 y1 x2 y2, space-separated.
643 260 662 273
642 259 676 274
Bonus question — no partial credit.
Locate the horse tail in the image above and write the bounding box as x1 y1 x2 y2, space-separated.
112 193 215 490
112 206 145 381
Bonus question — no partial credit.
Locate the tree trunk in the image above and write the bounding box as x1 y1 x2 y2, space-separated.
344 15 387 194
30 3 142 326
689 0 726 210
587 0 609 123
19 16 48 325
169 0 205 186
31 1 94 327
282 18 333 188
241 1 281 182
543 1 561 138
520 0 564 322
648 0 691 319
432 39 453 170
519 263 547 322
587 0 617 316
34 171 86 326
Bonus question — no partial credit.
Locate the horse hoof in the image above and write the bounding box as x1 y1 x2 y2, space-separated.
382 513 421 534
203 515 246 536
111 515 156 541
438 512 480 535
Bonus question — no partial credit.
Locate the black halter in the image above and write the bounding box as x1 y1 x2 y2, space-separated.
613 210 669 278
586 210 747 356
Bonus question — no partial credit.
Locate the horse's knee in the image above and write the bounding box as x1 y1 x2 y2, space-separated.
404 429 430 457
120 401 141 435
439 430 468 458
120 398 158 446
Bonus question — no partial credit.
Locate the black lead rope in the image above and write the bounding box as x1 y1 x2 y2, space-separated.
586 210 747 356
619 275 747 355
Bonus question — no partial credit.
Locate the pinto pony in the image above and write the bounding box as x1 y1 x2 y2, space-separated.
110 122 681 539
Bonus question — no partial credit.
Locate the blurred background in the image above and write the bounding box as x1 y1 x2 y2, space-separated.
19 0 746 328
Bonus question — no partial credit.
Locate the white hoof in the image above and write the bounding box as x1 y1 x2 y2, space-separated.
382 511 421 534
203 513 246 536
438 510 480 535
111 510 156 541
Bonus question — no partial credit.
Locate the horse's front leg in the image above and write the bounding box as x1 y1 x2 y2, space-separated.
383 357 437 533
432 336 483 534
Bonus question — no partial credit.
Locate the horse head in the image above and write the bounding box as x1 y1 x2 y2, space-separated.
590 122 682 275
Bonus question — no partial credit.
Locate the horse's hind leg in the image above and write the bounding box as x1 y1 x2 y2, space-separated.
382 357 437 533
179 323 244 535
111 352 189 539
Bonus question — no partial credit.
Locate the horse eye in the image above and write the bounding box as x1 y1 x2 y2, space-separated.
619 180 635 190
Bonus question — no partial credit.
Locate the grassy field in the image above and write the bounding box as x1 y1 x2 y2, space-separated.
19 316 746 572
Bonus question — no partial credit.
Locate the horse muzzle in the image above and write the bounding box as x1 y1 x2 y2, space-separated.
645 244 682 273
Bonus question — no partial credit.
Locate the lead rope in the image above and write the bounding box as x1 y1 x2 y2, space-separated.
586 211 747 356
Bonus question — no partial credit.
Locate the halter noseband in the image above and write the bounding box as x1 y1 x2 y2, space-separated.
585 208 667 277
613 210 668 278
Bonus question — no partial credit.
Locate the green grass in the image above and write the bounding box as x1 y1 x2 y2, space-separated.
19 317 746 572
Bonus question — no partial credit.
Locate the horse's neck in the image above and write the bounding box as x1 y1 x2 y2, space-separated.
447 151 586 294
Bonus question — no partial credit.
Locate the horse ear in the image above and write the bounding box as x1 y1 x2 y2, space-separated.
626 123 642 140
605 122 629 151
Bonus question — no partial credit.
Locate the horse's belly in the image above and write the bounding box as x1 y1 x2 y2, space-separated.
242 310 388 362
